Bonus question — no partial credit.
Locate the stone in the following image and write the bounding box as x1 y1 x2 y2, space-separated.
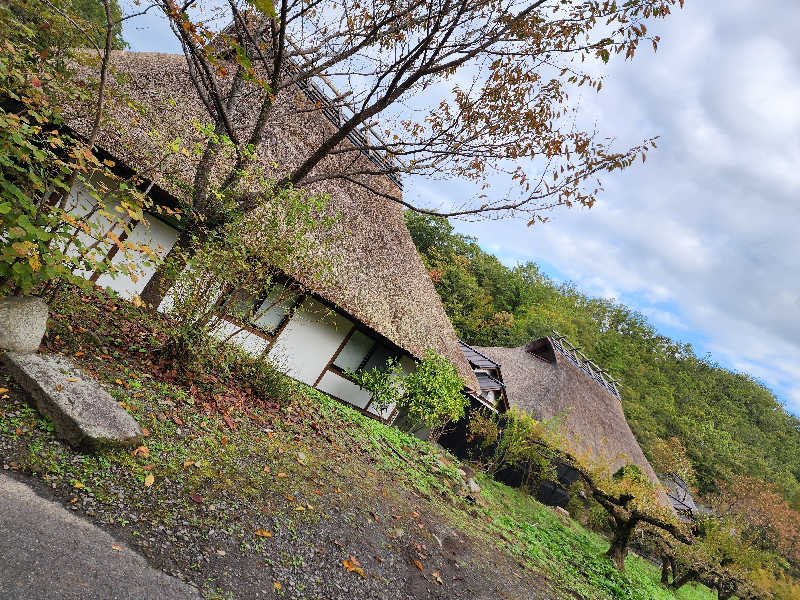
2 352 142 449
466 478 481 494
460 465 475 480
0 296 48 353
553 506 571 523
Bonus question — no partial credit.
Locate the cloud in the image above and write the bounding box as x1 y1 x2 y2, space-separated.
412 1 800 415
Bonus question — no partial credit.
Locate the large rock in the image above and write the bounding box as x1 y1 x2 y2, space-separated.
2 352 142 449
0 296 48 353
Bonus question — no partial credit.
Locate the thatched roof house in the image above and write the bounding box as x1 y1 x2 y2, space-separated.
475 337 661 485
61 50 478 418
458 341 509 413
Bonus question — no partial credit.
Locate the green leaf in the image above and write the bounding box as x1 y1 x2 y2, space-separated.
247 0 277 19
0 202 11 214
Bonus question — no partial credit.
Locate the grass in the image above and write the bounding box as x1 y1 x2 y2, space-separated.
0 287 720 600
473 478 716 600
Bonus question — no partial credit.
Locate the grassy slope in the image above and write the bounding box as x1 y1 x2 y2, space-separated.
0 289 717 600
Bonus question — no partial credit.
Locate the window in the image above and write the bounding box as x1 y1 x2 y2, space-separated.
333 330 376 372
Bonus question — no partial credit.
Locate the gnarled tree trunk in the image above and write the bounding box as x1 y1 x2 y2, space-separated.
605 516 640 571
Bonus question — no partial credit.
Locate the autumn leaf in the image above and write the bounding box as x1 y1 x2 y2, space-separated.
65 377 78 383
273 582 281 591
132 445 150 457
189 493 204 503
254 529 273 538
0 387 9 394
342 556 365 578
277 472 288 478
432 571 443 584
73 481 84 489
144 473 154 487
413 559 423 571
112 544 122 552
183 460 195 468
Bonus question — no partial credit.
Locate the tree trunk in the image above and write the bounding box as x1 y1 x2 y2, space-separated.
605 517 638 571
716 579 738 600
139 228 193 307
660 555 672 585
670 568 698 590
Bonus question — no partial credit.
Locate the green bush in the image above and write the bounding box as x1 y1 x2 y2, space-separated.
349 349 467 441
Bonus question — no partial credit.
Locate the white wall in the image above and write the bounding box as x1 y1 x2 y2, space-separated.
66 181 179 300
95 215 179 298
316 371 372 409
209 319 271 357
267 298 353 385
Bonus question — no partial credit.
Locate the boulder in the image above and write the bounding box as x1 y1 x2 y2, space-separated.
553 506 572 524
466 478 481 494
2 352 142 449
0 296 48 353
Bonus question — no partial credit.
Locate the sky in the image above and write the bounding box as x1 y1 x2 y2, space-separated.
121 1 800 415
409 1 800 416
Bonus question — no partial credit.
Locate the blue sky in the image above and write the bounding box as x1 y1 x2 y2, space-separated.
403 1 800 416
121 2 800 416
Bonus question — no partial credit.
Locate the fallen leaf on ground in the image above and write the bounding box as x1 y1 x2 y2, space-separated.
313 489 322 495
413 559 423 571
432 571 443 584
254 529 272 538
141 428 150 437
144 473 154 487
132 445 150 457
263 465 271 473
114 378 123 385
0 388 8 394
65 377 78 382
73 481 84 489
189 493 204 503
141 464 154 471
343 556 365 578
273 582 281 591
112 544 122 552
183 460 194 468
295 505 306 511
69 497 78 504
172 415 183 425
277 472 288 478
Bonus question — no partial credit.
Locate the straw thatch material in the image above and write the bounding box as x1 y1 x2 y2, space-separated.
475 339 660 485
64 51 477 389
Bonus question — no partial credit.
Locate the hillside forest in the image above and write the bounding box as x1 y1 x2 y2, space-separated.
405 212 800 509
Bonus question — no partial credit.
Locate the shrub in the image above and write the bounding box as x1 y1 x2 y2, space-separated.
350 349 467 441
158 177 338 366
0 4 165 298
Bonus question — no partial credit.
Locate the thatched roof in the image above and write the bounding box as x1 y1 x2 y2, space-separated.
65 51 477 390
475 338 660 485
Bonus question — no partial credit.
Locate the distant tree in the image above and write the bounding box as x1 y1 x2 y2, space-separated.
708 475 800 568
648 436 696 486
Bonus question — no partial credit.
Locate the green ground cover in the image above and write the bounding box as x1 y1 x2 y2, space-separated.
0 288 719 599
